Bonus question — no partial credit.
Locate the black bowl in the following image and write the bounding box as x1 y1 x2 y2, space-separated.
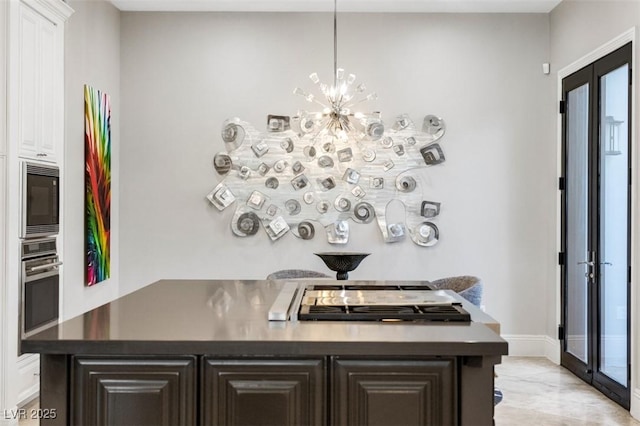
314 252 370 280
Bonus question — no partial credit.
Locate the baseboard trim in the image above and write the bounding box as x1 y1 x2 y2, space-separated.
502 334 560 359
16 384 38 410
545 336 561 365
631 389 640 420
502 334 546 356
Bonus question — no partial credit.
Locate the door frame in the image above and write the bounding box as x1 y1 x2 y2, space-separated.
560 42 633 408
555 27 636 410
559 64 595 384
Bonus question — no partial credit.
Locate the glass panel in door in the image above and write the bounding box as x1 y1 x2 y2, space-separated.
566 83 590 363
598 64 629 385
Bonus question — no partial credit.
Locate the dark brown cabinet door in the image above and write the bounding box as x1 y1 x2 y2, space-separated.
72 356 196 426
332 358 456 426
202 358 325 426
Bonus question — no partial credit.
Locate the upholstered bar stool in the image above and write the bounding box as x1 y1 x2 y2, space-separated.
428 275 483 307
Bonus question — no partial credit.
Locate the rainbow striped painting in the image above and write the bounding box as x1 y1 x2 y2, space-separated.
84 85 111 286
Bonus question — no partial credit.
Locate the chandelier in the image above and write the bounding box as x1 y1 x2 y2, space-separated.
207 1 447 246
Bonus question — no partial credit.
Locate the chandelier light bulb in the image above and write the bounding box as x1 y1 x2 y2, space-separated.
309 72 320 84
294 87 315 103
329 86 337 100
320 83 329 97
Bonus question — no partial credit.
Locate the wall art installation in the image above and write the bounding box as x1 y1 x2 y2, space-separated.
207 70 446 246
84 85 111 285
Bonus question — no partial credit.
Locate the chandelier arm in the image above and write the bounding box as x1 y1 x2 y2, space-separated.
308 117 332 146
339 116 353 132
312 99 330 108
347 97 369 108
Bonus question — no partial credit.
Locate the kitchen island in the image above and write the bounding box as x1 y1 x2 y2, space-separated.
22 279 508 426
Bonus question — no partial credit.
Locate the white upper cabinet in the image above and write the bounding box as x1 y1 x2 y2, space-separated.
39 17 56 158
17 5 39 158
14 0 70 163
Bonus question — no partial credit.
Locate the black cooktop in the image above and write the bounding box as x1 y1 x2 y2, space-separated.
297 284 471 322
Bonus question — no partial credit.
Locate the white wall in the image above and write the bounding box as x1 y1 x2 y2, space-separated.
63 0 120 320
550 1 639 70
0 0 7 415
119 12 555 338
0 0 6 156
549 0 640 417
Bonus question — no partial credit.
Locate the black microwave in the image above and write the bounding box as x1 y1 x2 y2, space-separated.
21 162 60 238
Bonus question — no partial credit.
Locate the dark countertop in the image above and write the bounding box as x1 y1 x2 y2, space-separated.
22 279 508 357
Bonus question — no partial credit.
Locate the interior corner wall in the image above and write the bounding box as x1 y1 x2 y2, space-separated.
63 0 120 320
0 0 7 415
549 0 640 418
119 12 555 339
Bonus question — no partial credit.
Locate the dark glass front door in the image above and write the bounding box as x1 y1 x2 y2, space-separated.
560 42 632 409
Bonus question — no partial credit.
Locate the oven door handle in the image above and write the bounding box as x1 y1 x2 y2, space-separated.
29 261 63 272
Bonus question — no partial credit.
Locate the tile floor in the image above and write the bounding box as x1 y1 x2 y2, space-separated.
16 356 640 425
495 357 640 425
16 399 37 426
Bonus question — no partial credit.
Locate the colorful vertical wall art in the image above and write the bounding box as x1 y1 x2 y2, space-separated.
84 85 111 286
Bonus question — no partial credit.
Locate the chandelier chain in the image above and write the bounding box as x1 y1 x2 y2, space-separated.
334 0 337 87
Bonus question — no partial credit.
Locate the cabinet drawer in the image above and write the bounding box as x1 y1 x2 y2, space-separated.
202 357 325 426
72 356 196 426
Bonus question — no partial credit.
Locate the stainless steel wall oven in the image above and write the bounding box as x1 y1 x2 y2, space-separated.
20 237 61 339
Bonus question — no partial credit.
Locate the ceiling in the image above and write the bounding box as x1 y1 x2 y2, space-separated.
109 0 563 13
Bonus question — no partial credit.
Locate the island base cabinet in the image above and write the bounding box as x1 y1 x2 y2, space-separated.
332 358 457 426
71 356 197 426
202 358 325 426
38 354 497 426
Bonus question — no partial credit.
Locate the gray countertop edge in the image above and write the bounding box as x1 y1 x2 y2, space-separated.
22 339 508 356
